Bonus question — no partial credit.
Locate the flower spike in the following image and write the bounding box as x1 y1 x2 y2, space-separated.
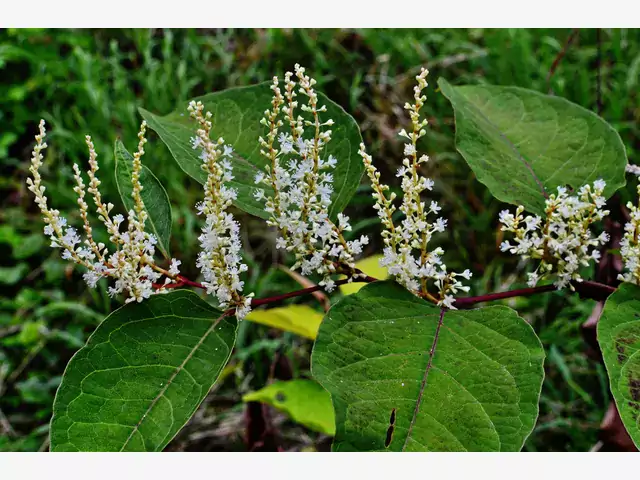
188 100 253 319
619 165 640 284
359 68 470 308
255 64 368 292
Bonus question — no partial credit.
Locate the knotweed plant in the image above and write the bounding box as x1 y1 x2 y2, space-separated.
358 68 470 309
499 181 610 289
26 62 640 453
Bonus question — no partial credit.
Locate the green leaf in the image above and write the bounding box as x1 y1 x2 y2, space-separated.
597 282 640 449
18 321 45 345
312 281 545 452
140 83 364 220
438 78 627 216
246 304 323 340
12 234 44 259
50 290 237 452
114 140 172 259
339 254 389 296
0 263 29 285
243 379 335 435
34 301 103 324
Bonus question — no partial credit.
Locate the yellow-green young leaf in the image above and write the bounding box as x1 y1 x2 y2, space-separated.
139 83 364 220
312 281 545 452
246 305 323 340
50 290 237 452
597 282 640 449
438 78 627 216
114 140 172 259
243 379 335 435
340 254 389 296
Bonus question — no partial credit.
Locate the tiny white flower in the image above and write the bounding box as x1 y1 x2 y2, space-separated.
626 164 640 176
168 259 181 276
404 144 416 156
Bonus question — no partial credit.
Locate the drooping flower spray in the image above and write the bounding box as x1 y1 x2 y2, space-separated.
499 181 610 289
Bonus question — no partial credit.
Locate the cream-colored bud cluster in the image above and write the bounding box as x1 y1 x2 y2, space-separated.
359 68 470 309
188 101 252 319
254 64 368 292
499 180 610 289
619 166 640 285
27 120 182 303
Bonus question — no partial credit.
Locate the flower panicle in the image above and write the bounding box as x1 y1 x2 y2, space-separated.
27 119 182 304
359 67 470 308
188 101 252 319
619 165 640 285
255 64 368 292
499 180 610 289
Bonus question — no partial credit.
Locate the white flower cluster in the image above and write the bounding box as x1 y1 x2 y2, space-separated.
254 64 368 291
625 164 640 176
499 180 610 289
188 101 252 319
27 120 182 303
358 68 470 309
619 166 640 285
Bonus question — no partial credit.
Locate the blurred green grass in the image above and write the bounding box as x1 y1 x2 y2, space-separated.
1 28 638 452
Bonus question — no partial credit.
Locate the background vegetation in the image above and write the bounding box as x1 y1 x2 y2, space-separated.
1 28 638 452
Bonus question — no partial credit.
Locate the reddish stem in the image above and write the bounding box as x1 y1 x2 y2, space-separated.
177 275 206 289
153 270 615 312
252 275 377 307
454 284 557 307
455 280 616 307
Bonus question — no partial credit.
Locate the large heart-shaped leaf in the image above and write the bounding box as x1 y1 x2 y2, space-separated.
243 379 335 435
114 140 172 259
311 281 545 452
140 83 364 220
597 282 640 449
438 78 627 216
50 290 237 451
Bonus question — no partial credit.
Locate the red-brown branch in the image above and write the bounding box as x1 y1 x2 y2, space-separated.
454 284 558 307
252 275 377 307
153 270 615 312
455 280 616 307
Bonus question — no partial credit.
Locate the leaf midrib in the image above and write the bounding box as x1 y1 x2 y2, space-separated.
402 307 446 451
119 311 230 451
